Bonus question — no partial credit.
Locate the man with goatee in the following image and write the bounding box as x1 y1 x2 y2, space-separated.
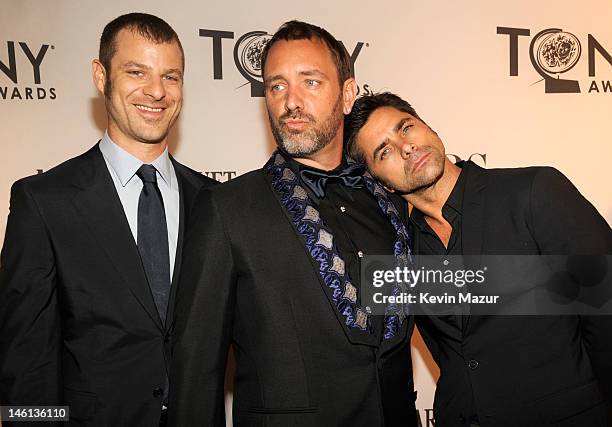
169 21 418 427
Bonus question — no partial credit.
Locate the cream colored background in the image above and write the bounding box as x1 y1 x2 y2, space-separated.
2 0 611 424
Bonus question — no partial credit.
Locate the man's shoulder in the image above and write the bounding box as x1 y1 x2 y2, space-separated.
210 169 268 194
171 158 217 189
13 145 100 195
194 169 271 211
468 163 580 212
477 163 567 192
484 164 559 178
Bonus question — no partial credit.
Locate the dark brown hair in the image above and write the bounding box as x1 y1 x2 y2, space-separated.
261 20 353 87
345 92 423 163
99 13 184 77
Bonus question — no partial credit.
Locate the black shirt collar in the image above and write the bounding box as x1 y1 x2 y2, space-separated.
283 153 349 176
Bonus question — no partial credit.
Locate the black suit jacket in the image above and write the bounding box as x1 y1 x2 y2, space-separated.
0 144 215 426
169 168 418 427
415 162 612 426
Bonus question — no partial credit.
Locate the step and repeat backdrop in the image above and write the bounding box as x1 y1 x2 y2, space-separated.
2 0 611 425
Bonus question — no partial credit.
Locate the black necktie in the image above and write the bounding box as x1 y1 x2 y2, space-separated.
136 164 170 324
299 163 365 198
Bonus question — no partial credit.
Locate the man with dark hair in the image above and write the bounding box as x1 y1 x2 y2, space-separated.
98 13 185 98
0 12 215 426
169 21 418 426
345 92 422 165
260 19 353 88
345 92 612 426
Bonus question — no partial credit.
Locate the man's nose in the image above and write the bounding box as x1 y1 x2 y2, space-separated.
143 75 166 101
399 140 417 159
284 85 304 112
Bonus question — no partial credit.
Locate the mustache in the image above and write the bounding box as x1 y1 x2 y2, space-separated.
279 110 316 123
404 147 433 170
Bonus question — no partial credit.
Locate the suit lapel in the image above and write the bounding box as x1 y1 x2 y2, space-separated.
460 161 487 333
166 159 202 332
71 144 164 332
379 315 413 354
262 161 379 347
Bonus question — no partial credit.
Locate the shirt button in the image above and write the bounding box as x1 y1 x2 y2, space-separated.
467 359 479 370
357 250 364 258
340 206 346 213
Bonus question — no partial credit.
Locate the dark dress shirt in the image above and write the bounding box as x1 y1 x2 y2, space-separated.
408 162 480 424
286 157 401 339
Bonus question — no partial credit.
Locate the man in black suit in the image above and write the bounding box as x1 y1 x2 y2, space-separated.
0 13 215 426
169 21 417 427
344 92 612 426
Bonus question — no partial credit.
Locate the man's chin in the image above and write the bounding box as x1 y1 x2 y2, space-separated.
134 131 168 145
278 138 320 157
403 171 444 194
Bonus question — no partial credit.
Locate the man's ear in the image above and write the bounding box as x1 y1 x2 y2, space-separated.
342 78 358 115
92 59 107 96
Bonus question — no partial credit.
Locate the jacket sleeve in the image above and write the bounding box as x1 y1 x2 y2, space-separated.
0 179 62 407
168 188 236 427
530 167 612 404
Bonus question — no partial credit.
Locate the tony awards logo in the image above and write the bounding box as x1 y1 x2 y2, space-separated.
497 26 612 94
233 31 272 97
530 29 581 93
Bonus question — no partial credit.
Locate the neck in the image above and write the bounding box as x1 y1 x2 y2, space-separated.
107 126 167 164
291 135 343 171
402 159 461 222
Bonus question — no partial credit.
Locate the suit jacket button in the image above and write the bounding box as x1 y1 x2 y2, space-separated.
153 387 164 398
467 359 479 370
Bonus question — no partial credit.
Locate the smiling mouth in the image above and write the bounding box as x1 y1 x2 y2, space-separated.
135 104 164 113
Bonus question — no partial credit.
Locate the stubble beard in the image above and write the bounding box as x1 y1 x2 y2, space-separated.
104 78 174 145
269 94 344 158
374 147 446 195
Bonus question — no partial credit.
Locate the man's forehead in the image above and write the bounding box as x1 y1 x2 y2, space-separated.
371 106 413 122
112 30 183 66
365 107 413 133
114 28 179 51
264 38 336 76
268 37 329 56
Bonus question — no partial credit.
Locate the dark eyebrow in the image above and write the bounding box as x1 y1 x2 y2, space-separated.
372 117 413 160
121 62 183 78
372 138 389 161
394 117 410 133
121 61 150 70
264 74 284 84
264 69 327 84
165 68 183 77
299 69 327 79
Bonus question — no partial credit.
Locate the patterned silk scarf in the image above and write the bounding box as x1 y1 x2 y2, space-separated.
265 151 412 341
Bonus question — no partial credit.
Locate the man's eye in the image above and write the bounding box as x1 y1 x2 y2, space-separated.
306 79 320 87
380 147 391 160
127 70 144 77
270 83 285 92
401 124 412 135
163 75 180 82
